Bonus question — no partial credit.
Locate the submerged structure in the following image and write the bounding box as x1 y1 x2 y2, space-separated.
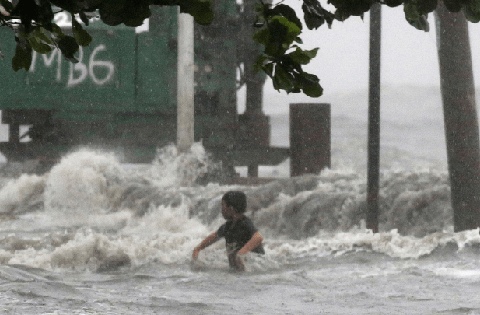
0 5 288 171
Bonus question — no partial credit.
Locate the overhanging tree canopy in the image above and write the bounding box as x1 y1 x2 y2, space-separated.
0 0 479 97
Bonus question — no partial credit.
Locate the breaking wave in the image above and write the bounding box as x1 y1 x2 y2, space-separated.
0 143 475 273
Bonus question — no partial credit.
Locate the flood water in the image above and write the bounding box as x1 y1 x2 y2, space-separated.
0 102 479 314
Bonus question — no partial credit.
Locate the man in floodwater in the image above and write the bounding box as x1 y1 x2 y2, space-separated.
192 190 264 272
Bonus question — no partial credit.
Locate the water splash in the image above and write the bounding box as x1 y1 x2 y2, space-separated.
251 170 451 238
147 143 213 187
0 174 45 214
44 149 127 218
0 144 466 273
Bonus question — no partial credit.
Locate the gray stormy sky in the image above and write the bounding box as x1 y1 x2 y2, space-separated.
237 3 480 115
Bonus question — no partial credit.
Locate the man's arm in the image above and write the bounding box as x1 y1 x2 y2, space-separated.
237 232 263 255
192 232 220 259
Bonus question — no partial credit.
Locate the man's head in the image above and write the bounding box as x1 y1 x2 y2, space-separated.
221 191 247 221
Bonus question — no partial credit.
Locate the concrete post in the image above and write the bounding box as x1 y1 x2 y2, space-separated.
177 9 195 153
367 3 381 233
290 103 331 177
435 3 480 232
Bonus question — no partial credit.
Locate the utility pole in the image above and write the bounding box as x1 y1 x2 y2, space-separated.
435 3 480 232
242 0 269 178
177 9 195 153
366 3 381 233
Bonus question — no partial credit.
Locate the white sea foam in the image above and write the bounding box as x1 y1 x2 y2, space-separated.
0 174 45 214
44 149 127 217
147 143 212 187
0 141 474 276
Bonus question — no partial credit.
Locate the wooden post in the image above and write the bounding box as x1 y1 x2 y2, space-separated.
435 3 480 232
177 9 195 153
366 3 381 233
9 122 19 143
290 103 331 177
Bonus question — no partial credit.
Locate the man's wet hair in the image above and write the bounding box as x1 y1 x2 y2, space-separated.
222 191 247 214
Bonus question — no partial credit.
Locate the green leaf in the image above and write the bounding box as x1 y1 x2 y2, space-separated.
72 17 92 46
97 0 127 26
254 54 269 72
417 0 438 14
177 0 214 25
30 27 55 46
464 1 480 23
404 2 430 31
35 0 55 25
266 4 303 30
302 84 323 97
298 72 323 97
302 0 335 30
263 62 274 77
443 0 463 12
256 16 301 56
287 47 318 65
273 16 301 41
253 5 321 97
11 0 54 26
97 0 151 26
49 23 64 37
384 0 403 7
12 43 32 71
329 0 371 18
464 8 480 22
272 65 295 93
57 35 79 62
28 35 53 54
253 28 269 46
123 4 151 27
79 11 90 26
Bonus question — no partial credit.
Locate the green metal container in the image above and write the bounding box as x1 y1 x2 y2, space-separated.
0 4 289 169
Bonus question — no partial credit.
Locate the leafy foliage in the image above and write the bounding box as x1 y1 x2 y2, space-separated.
0 0 215 72
302 0 335 30
0 0 480 96
253 8 322 97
